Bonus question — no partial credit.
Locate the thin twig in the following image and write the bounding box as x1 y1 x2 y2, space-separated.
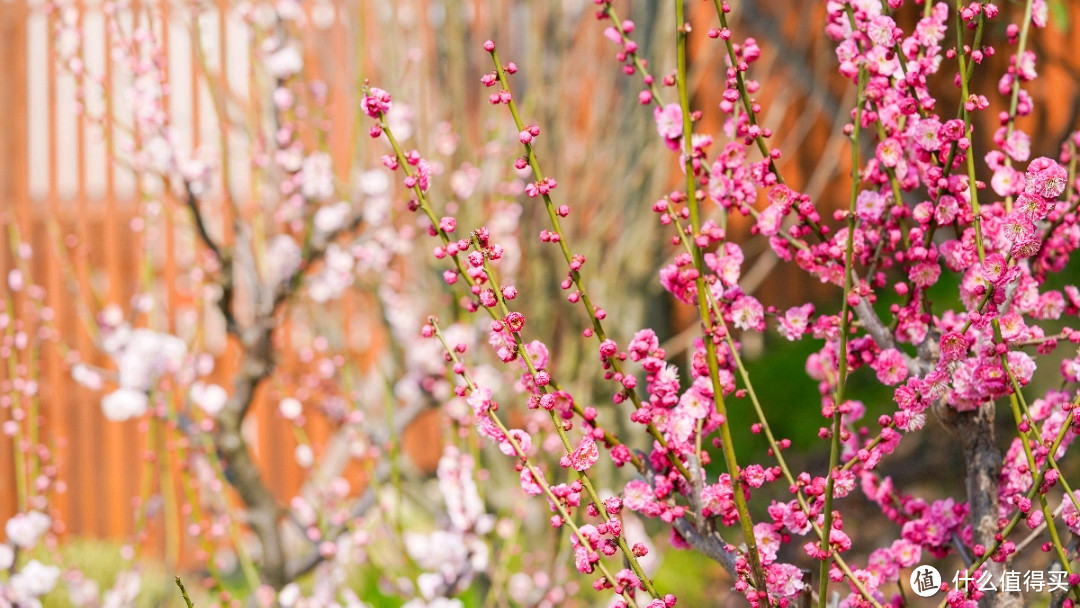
175 576 195 608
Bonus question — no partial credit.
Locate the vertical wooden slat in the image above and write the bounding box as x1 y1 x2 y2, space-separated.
99 0 133 542
0 1 28 212
49 0 94 539
36 0 70 532
73 0 107 540
157 0 185 567
129 0 153 551
0 0 29 523
97 0 130 544
328 0 350 183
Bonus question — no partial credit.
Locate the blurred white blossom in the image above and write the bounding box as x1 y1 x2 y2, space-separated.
5 511 51 549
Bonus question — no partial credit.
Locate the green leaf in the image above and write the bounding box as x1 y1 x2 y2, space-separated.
1050 0 1070 32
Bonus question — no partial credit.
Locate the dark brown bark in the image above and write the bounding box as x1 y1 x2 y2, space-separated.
181 179 366 589
935 402 1022 608
216 317 285 587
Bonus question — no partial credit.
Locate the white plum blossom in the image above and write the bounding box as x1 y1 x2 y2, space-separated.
438 447 492 534
508 573 541 606
55 23 81 58
279 397 303 420
358 169 390 197
308 243 355 303
338 588 371 608
386 103 414 142
7 560 61 608
141 135 175 173
278 397 304 421
266 235 303 286
101 388 149 422
7 269 23 292
64 572 100 607
404 530 488 600
97 325 187 422
301 152 335 201
278 582 302 607
104 327 187 392
405 529 472 574
5 511 50 549
276 145 304 173
264 44 303 79
402 599 464 608
294 444 314 468
400 445 493 604
190 382 228 417
314 201 351 235
101 571 140 608
71 363 103 390
179 150 214 198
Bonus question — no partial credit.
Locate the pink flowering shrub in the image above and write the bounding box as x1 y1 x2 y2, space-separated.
360 1 1080 605
4 0 1080 607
